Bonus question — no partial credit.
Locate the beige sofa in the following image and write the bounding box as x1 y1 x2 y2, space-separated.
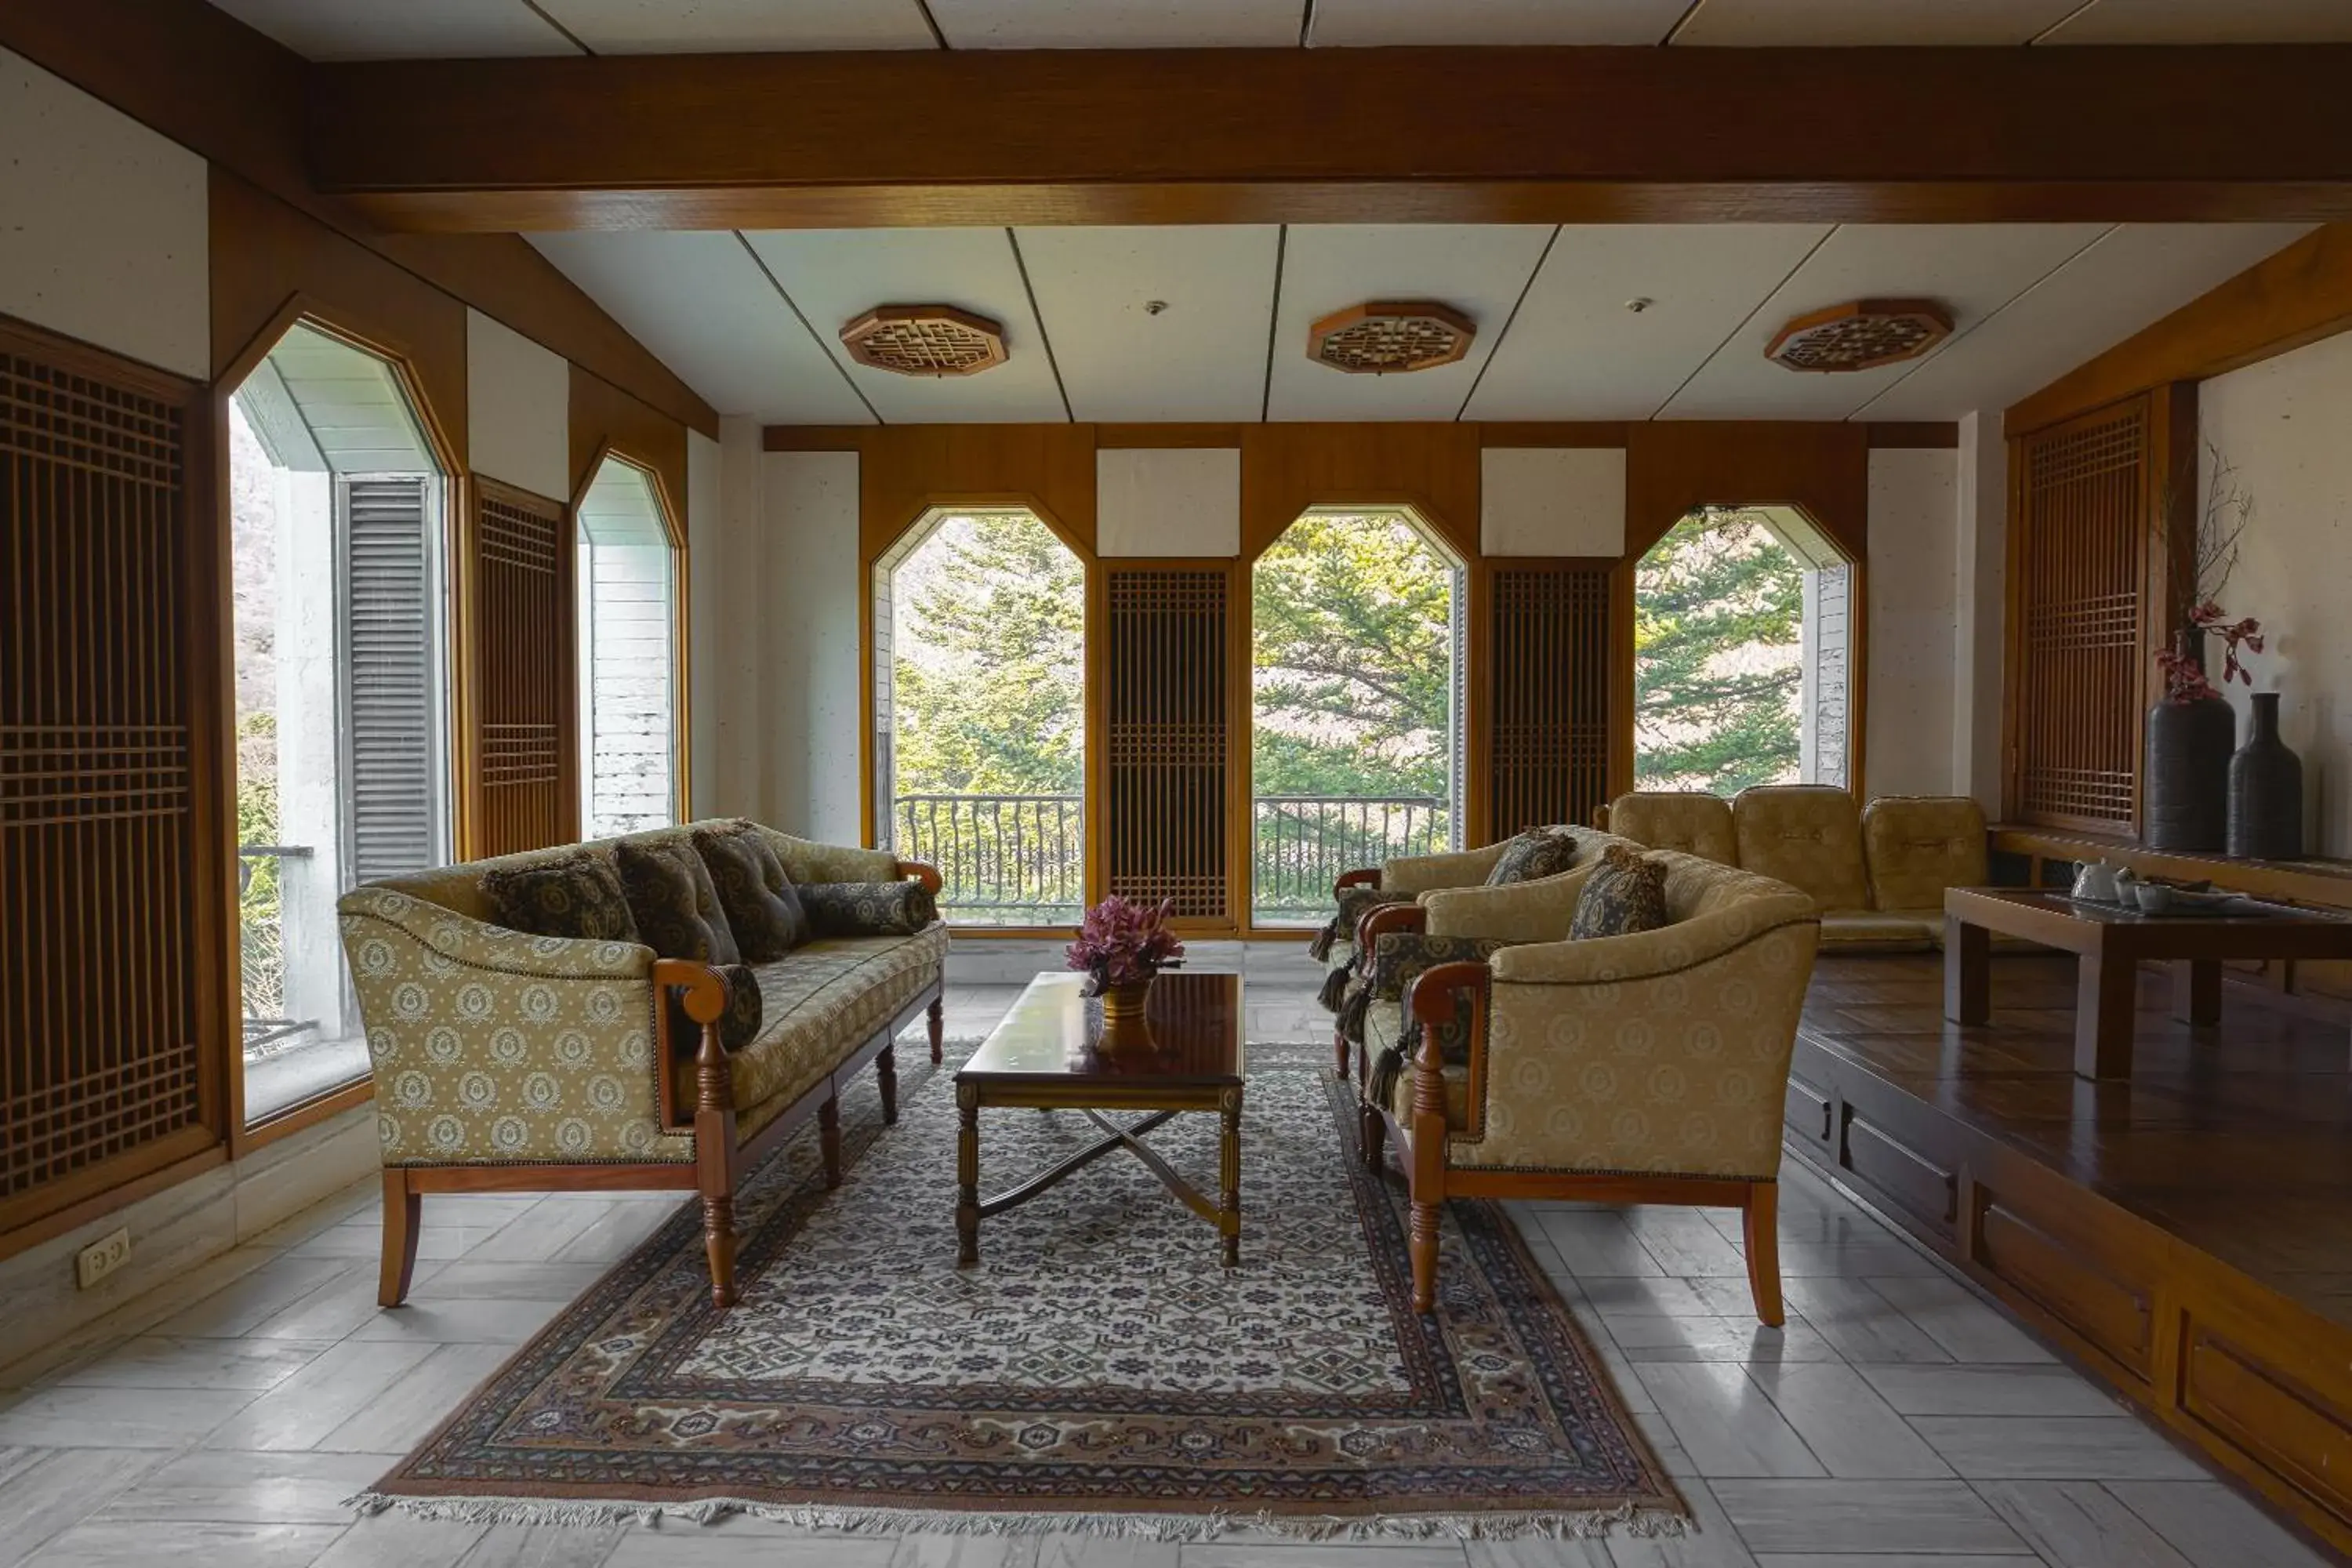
1605 786 1989 952
1365 849 1820 1318
337 820 945 1311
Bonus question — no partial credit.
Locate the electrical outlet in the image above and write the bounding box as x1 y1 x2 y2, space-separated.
75 1226 131 1290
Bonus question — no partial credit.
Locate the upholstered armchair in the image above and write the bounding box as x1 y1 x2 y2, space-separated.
1374 851 1821 1320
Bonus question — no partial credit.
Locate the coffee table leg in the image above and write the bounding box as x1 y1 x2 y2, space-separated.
1219 1086 1242 1269
1945 915 1991 1025
2172 960 2223 1026
2075 953 2138 1080
956 1081 981 1267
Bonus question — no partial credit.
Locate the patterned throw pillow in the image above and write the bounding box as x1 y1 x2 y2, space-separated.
1568 844 1671 940
1308 884 1414 963
1364 931 1508 1110
1485 827 1581 886
669 960 763 1060
481 854 640 943
800 880 938 938
614 840 742 964
692 826 809 962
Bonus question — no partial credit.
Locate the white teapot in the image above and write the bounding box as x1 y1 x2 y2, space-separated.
2071 859 2132 903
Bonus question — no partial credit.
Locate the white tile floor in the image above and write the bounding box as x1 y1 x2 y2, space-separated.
0 975 2333 1568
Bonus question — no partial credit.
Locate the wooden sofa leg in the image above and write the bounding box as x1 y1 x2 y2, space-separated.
1409 1199 1442 1315
928 997 945 1065
377 1168 421 1308
1743 1181 1785 1328
819 1096 844 1189
1359 1101 1385 1172
877 1043 898 1125
702 1194 737 1308
1334 1028 1349 1080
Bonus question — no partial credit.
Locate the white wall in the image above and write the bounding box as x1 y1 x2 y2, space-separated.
1479 448 1627 557
2201 329 2352 857
1864 446 1961 800
767 448 863 844
464 309 569 502
0 45 207 378
1097 447 1240 556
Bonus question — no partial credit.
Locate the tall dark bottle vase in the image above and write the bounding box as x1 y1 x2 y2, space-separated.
2143 630 2234 852
2228 691 2304 859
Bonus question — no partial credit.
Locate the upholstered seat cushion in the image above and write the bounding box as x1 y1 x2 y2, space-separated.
1818 909 1940 951
672 924 949 1127
1607 792 1738 866
1733 786 1871 913
1366 1000 1470 1130
1863 796 1989 911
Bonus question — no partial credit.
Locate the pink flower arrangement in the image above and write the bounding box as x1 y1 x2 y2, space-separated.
1066 895 1185 993
2157 601 2266 705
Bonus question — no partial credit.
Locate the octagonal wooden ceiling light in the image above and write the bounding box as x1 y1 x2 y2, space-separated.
1308 301 1475 375
840 304 1008 377
1765 299 1954 373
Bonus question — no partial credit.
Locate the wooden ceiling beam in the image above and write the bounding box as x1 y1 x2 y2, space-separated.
304 45 2352 231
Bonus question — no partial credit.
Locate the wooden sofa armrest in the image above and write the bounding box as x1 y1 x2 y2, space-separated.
653 957 733 1129
895 859 944 895
1406 959 1492 1138
1356 901 1428 955
1334 867 1381 894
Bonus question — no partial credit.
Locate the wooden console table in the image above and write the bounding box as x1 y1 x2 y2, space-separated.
1944 887 2352 1080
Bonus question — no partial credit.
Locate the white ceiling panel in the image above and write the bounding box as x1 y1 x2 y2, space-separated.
742 229 1069 423
1309 0 1693 46
537 0 938 52
1672 0 2082 45
205 0 578 60
1016 227 1279 423
2038 0 2352 43
927 0 1298 48
1659 223 2109 420
1857 223 2317 420
1265 226 1554 422
527 231 872 425
1462 224 1831 422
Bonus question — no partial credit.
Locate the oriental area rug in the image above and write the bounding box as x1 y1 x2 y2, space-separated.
358 1042 1684 1541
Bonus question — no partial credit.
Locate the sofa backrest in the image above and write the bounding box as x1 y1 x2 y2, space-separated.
1731 785 1870 912
1655 844 1814 926
1861 796 1989 913
1607 791 1738 865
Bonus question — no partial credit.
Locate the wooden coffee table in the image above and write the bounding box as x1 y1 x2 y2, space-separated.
954 971 1244 1268
1943 886 2352 1080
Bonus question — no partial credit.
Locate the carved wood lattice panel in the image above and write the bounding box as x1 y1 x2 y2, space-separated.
2013 400 2149 831
1 321 209 1222
469 481 575 858
1105 568 1228 920
1490 566 1613 836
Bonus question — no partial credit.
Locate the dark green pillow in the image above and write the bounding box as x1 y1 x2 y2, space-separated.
1485 828 1581 886
800 880 938 938
1569 844 1671 940
481 854 639 943
668 961 763 1058
615 840 741 964
693 826 809 962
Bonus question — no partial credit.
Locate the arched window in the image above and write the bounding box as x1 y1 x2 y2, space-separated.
1250 507 1465 926
227 321 451 1127
1634 504 1855 795
575 454 681 838
873 509 1086 927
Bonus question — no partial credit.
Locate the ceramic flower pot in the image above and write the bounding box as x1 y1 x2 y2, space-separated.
2228 691 2304 859
2144 630 2234 853
1099 978 1152 1031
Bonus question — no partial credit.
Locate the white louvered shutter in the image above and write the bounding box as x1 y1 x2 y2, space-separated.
338 475 442 884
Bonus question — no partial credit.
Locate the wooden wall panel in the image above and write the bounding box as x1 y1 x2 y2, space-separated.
1 316 221 1238
1487 564 1613 837
1238 423 1480 564
569 363 688 537
464 480 577 858
2005 397 2153 832
857 425 1099 562
1103 567 1231 926
1624 421 1871 564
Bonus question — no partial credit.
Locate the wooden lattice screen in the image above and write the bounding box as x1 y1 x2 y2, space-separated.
466 480 576 858
2011 398 2151 831
1490 565 1613 835
1104 568 1229 921
2 320 215 1229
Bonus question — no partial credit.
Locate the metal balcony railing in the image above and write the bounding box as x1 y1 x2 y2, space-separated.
238 844 318 1052
888 792 1452 927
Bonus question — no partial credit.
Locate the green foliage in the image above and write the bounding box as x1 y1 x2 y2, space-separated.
1634 511 1804 795
891 513 1084 795
1250 514 1454 800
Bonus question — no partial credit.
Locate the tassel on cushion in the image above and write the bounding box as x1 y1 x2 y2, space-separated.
1337 975 1373 1044
1316 962 1353 1014
1367 1044 1406 1112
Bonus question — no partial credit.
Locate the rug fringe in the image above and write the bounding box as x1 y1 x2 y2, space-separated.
346 1490 1688 1542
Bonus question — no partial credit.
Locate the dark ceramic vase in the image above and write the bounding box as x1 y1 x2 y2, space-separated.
2227 691 2304 859
2144 631 2234 852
